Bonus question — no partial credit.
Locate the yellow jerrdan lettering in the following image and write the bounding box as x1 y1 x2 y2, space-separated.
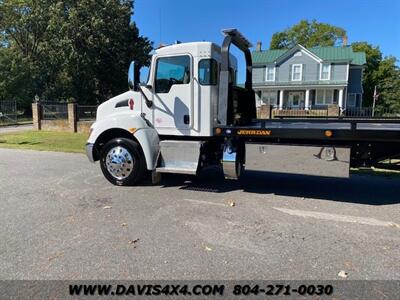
237 130 272 136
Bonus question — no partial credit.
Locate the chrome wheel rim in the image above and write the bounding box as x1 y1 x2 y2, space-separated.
105 146 134 180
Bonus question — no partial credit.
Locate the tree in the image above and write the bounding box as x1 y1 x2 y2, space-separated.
270 19 347 49
0 0 152 109
375 57 400 111
352 42 400 109
351 42 382 107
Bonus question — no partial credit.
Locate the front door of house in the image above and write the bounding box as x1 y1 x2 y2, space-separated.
288 92 305 108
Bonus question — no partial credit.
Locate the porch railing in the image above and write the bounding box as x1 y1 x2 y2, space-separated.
272 106 328 118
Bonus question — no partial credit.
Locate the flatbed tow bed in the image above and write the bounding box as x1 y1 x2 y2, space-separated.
215 118 400 171
216 118 400 141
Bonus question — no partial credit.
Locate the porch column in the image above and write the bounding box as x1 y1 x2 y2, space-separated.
338 88 344 110
279 90 284 110
305 89 310 110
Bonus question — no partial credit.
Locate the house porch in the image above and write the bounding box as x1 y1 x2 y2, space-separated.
255 87 362 110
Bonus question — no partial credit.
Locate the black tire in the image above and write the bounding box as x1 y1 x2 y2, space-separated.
100 138 146 186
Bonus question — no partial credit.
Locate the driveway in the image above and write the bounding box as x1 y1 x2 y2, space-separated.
0 124 33 134
0 148 399 280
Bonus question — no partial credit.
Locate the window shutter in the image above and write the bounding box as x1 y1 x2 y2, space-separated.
289 64 292 81
330 64 333 80
302 64 306 81
317 64 320 80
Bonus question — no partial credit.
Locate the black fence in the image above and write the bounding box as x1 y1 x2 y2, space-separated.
343 107 400 119
268 106 400 120
41 101 68 120
0 100 18 125
77 105 97 121
0 100 32 125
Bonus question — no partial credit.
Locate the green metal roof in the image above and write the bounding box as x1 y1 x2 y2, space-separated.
252 45 366 65
252 49 286 64
351 51 367 65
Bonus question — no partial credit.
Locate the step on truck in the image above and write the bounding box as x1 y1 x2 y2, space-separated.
86 29 400 186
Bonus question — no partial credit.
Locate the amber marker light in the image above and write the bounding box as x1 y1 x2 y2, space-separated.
128 128 137 134
325 130 333 137
215 128 222 135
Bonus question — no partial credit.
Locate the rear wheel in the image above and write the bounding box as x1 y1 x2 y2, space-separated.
100 138 146 186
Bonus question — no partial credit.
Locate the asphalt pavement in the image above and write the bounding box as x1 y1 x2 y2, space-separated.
0 148 399 280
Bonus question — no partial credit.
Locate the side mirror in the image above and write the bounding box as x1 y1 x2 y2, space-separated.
128 61 141 91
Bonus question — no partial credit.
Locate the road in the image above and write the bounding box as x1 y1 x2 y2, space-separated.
0 148 399 280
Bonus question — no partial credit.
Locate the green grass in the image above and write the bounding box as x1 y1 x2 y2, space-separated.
351 167 400 177
0 131 87 153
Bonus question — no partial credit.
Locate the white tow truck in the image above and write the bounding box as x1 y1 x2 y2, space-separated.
86 29 400 186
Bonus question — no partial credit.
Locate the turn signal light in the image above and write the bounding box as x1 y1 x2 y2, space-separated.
325 130 333 137
215 128 222 135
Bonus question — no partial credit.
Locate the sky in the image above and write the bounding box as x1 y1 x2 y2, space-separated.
133 0 400 82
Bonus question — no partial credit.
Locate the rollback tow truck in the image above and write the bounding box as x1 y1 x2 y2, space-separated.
86 29 400 186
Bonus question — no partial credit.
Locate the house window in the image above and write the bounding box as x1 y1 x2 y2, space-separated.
265 66 275 81
320 63 331 80
316 89 334 105
261 91 278 107
292 64 302 81
347 93 356 107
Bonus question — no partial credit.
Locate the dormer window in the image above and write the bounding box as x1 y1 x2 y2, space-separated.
265 66 275 81
291 64 302 81
320 63 331 80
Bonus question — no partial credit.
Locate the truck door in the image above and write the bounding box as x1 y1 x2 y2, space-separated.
152 55 192 130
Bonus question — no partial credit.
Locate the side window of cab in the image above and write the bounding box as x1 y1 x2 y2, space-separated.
154 55 191 93
198 59 218 85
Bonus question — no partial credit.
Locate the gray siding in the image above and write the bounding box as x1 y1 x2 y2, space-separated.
331 63 347 81
252 50 355 89
277 51 319 82
252 67 264 84
348 68 363 93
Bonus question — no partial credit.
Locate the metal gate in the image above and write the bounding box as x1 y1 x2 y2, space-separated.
0 100 18 125
41 101 68 120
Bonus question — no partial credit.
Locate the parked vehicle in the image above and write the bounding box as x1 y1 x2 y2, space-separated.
86 29 400 186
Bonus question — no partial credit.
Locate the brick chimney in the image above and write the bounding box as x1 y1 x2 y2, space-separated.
256 41 262 51
342 35 348 46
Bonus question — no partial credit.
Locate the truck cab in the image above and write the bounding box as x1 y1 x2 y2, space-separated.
87 29 256 185
140 41 235 137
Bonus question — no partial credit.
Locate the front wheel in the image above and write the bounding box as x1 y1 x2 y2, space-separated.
100 138 146 186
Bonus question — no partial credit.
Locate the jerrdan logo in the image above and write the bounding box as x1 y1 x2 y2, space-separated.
237 129 272 136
